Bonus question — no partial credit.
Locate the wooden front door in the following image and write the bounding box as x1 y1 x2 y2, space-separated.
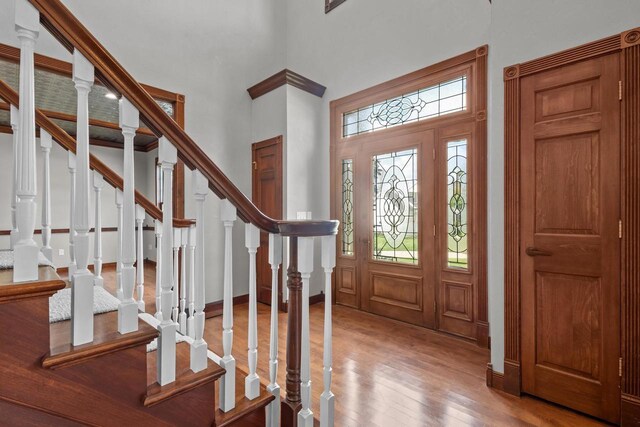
252 136 283 307
520 54 621 423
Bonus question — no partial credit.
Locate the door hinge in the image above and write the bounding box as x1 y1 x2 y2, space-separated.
252 161 257 170
619 81 623 101
619 357 623 377
619 219 623 239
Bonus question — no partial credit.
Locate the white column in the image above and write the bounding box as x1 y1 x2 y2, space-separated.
154 219 163 320
68 152 77 278
186 225 196 339
191 170 208 372
266 233 282 427
115 189 123 300
178 227 188 334
245 223 260 399
172 227 180 324
9 105 19 249
136 204 146 311
92 171 104 287
118 97 139 334
219 199 236 412
157 137 177 386
13 0 40 282
71 49 95 345
39 130 53 263
298 237 314 427
320 235 336 427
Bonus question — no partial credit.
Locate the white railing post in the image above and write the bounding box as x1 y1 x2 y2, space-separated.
13 0 40 282
266 233 283 427
68 151 77 278
118 97 139 334
115 189 123 300
92 171 104 287
178 227 188 334
219 199 237 411
245 223 260 399
157 136 177 385
172 227 180 324
191 170 208 372
71 49 95 345
154 219 163 320
39 130 53 263
320 235 336 427
186 225 196 339
9 105 19 249
136 204 146 311
298 237 314 427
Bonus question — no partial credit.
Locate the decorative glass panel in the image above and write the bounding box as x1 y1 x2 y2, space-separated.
156 99 175 117
372 149 418 264
343 76 467 137
341 159 354 256
447 140 468 269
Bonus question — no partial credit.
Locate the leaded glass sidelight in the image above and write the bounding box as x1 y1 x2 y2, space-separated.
343 76 467 137
447 140 468 269
372 149 418 264
342 159 355 255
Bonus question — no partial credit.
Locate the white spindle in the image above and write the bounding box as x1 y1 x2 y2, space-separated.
157 137 177 385
136 205 145 311
172 227 180 324
219 199 236 411
266 233 283 427
13 0 40 282
9 105 19 249
191 171 208 372
154 219 163 320
115 189 123 300
39 130 53 263
178 227 188 334
298 237 314 427
320 235 336 427
92 171 104 287
187 225 196 339
245 223 260 399
71 49 95 345
118 97 139 334
68 151 77 278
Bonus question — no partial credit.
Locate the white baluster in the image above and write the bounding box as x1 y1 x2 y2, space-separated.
298 237 314 427
158 137 177 385
115 189 123 300
191 171 208 372
219 199 236 411
71 49 95 345
118 97 139 334
9 105 19 249
39 130 53 263
178 227 188 334
136 205 146 311
92 171 104 287
245 223 260 399
320 235 336 427
266 233 282 427
68 151 77 278
186 225 196 339
13 0 40 282
154 219 163 320
172 227 180 324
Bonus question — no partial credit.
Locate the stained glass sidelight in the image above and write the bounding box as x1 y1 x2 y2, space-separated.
343 76 467 137
342 159 355 255
447 140 468 269
372 149 418 264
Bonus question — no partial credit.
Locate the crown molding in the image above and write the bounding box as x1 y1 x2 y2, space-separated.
247 69 326 100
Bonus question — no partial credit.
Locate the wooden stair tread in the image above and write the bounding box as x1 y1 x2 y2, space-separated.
145 341 225 407
215 366 275 427
0 266 65 302
44 311 158 369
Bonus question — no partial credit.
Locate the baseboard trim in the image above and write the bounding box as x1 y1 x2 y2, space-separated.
503 359 521 396
309 292 325 306
57 262 117 275
476 321 489 349
486 363 504 391
622 393 640 426
204 295 250 319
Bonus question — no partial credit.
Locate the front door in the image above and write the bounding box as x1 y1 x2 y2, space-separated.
520 53 621 423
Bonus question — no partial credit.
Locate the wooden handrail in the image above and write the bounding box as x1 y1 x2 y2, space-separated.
28 0 338 237
0 77 193 228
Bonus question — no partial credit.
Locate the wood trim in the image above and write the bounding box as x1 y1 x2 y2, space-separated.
622 394 640 426
0 267 65 302
309 292 325 306
204 294 250 319
0 227 118 236
57 262 117 276
485 363 504 392
325 0 347 13
247 69 326 100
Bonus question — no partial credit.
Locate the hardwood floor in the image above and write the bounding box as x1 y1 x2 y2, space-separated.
96 262 606 426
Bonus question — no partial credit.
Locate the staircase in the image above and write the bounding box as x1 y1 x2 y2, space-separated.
0 0 338 425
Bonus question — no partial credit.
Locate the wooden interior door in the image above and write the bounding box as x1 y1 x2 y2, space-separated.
359 131 436 327
252 136 283 307
520 54 621 423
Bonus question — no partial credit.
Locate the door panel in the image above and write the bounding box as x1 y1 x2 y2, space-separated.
520 54 620 423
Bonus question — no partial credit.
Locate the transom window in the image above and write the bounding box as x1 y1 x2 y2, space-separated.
343 76 467 138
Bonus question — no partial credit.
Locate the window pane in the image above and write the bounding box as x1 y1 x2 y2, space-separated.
447 140 468 269
372 149 418 264
341 159 355 256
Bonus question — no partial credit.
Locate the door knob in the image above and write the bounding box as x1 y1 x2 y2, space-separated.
525 247 552 257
